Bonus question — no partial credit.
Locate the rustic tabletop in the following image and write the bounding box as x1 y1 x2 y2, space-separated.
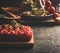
0 21 60 53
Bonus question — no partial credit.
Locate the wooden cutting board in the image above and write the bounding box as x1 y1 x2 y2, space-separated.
0 34 34 48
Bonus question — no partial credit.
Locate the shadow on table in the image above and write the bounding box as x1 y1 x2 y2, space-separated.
19 21 56 27
19 19 60 27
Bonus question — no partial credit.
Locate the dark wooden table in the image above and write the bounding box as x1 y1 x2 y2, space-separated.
0 20 60 53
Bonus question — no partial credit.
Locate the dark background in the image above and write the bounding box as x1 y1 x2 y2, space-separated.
0 0 24 7
0 0 60 7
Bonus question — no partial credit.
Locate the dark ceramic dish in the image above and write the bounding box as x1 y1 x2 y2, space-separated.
21 14 53 21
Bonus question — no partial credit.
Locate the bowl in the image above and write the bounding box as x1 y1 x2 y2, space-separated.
21 14 53 21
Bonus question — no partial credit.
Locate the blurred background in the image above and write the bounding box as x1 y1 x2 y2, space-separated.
0 0 24 7
0 0 60 7
0 0 60 14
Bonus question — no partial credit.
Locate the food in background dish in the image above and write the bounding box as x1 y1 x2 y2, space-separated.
44 0 60 23
21 0 52 16
22 8 50 16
